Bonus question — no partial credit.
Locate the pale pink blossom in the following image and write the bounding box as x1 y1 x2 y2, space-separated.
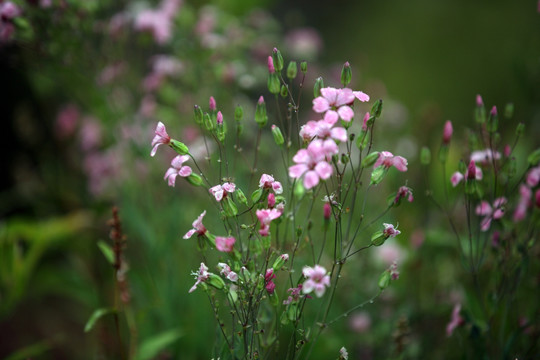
164 155 192 186
259 174 283 194
383 223 400 238
189 263 210 293
0 2 20 19
209 182 236 201
353 91 370 102
526 166 540 187
256 208 282 236
135 10 173 44
470 149 501 165
476 94 483 107
450 172 464 187
312 87 355 123
373 151 408 172
289 139 336 189
284 27 322 59
300 119 347 142
217 263 238 282
339 347 349 360
446 304 464 337
267 193 276 208
151 121 171 156
55 104 80 139
216 236 236 253
475 197 507 231
349 312 371 333
302 265 330 298
514 184 532 222
183 211 207 239
79 117 103 152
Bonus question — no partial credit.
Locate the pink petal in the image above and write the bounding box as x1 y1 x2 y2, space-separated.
312 97 330 113
272 181 283 194
289 164 308 178
184 229 196 239
336 88 355 106
353 91 370 102
314 284 326 298
292 149 310 164
392 156 408 172
320 87 338 103
171 154 190 168
337 106 354 122
330 127 347 142
303 170 320 189
322 139 339 156
302 279 315 294
480 217 492 232
167 173 178 187
315 161 333 180
164 167 177 180
475 201 492 216
150 143 160 157
222 182 236 193
450 172 464 187
179 166 192 177
323 111 338 125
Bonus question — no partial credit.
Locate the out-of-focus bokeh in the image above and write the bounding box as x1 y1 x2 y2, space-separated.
1 0 539 359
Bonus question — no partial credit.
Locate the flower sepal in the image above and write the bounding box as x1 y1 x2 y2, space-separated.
370 165 387 185
169 139 189 155
370 230 386 246
207 273 226 291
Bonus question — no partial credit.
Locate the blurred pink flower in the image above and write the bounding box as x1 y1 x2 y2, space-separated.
256 208 282 236
259 174 283 194
289 139 336 189
475 197 506 231
164 155 192 187
284 27 323 60
79 117 102 152
470 149 501 165
183 211 207 239
55 104 80 139
216 236 235 253
383 223 400 238
209 96 217 111
442 120 453 145
302 265 330 298
209 182 236 201
526 166 540 187
300 119 347 142
264 268 276 294
450 172 464 187
150 121 171 156
0 2 20 19
395 185 414 203
217 263 238 282
374 151 408 172
353 91 370 102
514 184 532 222
189 263 210 293
349 312 371 333
446 304 464 337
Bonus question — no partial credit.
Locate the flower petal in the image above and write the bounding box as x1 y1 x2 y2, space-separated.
303 170 320 189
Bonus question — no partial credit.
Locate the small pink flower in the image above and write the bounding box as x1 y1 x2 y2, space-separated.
264 268 276 294
259 174 283 194
189 263 210 293
395 186 414 203
267 193 276 208
446 304 464 337
283 284 310 305
151 121 171 156
164 155 192 187
349 312 371 333
267 56 275 73
476 94 484 107
390 261 399 280
256 208 282 236
300 119 347 142
217 262 238 282
312 87 355 123
183 211 207 239
209 182 236 201
450 172 464 187
475 197 506 231
289 139 336 189
353 91 370 102
209 96 216 111
442 120 453 145
470 149 501 165
302 264 330 298
383 223 401 238
526 166 540 188
216 236 236 253
0 2 21 19
514 184 532 222
373 151 408 172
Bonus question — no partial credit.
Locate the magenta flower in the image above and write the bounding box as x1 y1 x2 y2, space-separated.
442 120 453 145
302 265 330 298
283 284 311 305
164 155 192 187
209 96 216 111
217 263 238 282
466 160 481 180
395 186 414 204
451 164 483 187
264 268 276 294
289 139 336 189
189 263 210 293
209 182 236 201
151 121 171 156
300 119 347 142
256 208 282 236
0 2 20 19
373 151 408 172
446 304 464 337
267 56 275 73
215 236 236 253
323 202 331 220
475 197 506 231
383 223 401 238
183 211 207 239
259 174 283 194
267 193 276 208
312 87 355 123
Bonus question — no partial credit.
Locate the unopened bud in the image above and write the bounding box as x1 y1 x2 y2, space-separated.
442 120 453 145
272 47 284 71
475 95 486 124
371 99 383 118
271 124 284 145
194 105 203 125
504 102 514 119
420 147 431 165
234 105 243 122
466 161 477 180
516 122 524 137
378 270 391 290
170 139 189 155
314 77 324 98
287 61 297 80
362 151 380 168
362 112 370 131
323 202 331 220
272 253 289 271
255 96 268 127
186 173 203 186
341 153 349 164
487 106 498 132
207 273 226 290
268 73 280 94
370 166 387 185
216 111 223 125
300 61 307 74
209 96 216 112
203 113 214 131
340 61 352 87
280 84 288 98
371 230 386 246
236 188 248 207
267 56 275 73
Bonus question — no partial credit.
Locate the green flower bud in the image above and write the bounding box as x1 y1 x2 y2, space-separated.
362 151 380 168
371 230 386 246
194 105 203 124
504 102 514 119
186 173 203 186
255 96 268 127
234 105 244 123
287 61 297 80
356 131 368 150
370 165 387 185
475 95 486 124
271 125 284 146
438 145 449 164
169 139 189 155
370 99 383 118
251 188 263 203
378 270 391 290
516 122 524 137
420 147 431 165
207 273 226 291
280 84 288 98
341 153 349 164
340 61 352 87
294 180 305 198
272 47 284 71
236 188 248 207
314 77 324 98
296 226 302 238
268 73 281 94
222 197 238 217
272 253 289 271
300 61 307 74
203 112 214 131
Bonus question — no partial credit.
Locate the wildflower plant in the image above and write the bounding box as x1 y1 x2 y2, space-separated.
421 96 540 357
150 50 411 359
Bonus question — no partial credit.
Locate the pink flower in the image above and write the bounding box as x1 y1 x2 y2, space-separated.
442 120 453 145
264 268 276 294
526 166 540 188
135 10 173 44
289 139 336 189
383 223 401 238
209 182 236 201
390 261 399 280
302 264 330 298
217 263 238 282
353 91 370 102
446 304 464 337
300 119 347 142
164 155 192 187
451 164 483 187
395 186 414 204
209 96 216 111
55 104 80 139
466 160 480 180
283 284 310 305
514 184 532 222
183 211 207 239
267 56 275 73
349 312 371 333
373 151 408 172
470 149 501 165
256 208 282 236
259 174 283 194
216 236 236 253
475 197 507 231
267 193 276 208
189 263 210 293
0 2 20 19
313 87 355 123
476 94 483 107
362 112 370 131
151 122 171 156
450 172 464 187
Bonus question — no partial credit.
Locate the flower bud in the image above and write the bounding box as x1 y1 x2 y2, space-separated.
340 61 352 87
420 147 431 165
272 47 284 71
439 146 449 164
341 153 349 164
272 253 289 271
234 105 243 122
475 95 486 124
378 270 391 290
267 56 275 74
362 112 370 131
255 96 268 127
516 122 524 137
528 148 540 166
222 197 238 217
216 111 223 125
370 166 387 185
314 77 324 98
236 188 248 206
287 61 297 80
280 84 288 98
442 120 453 145
487 106 498 132
268 73 281 94
271 124 284 146
169 139 189 155
504 102 514 119
186 173 203 186
323 202 331 220
209 96 216 112
300 61 307 74
193 105 203 124
207 273 226 290
361 151 380 168
466 160 477 180
370 99 383 118
203 112 214 131
371 230 385 246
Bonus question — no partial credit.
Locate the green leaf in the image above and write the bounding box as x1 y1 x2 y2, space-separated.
136 329 183 360
84 307 116 333
97 241 114 264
